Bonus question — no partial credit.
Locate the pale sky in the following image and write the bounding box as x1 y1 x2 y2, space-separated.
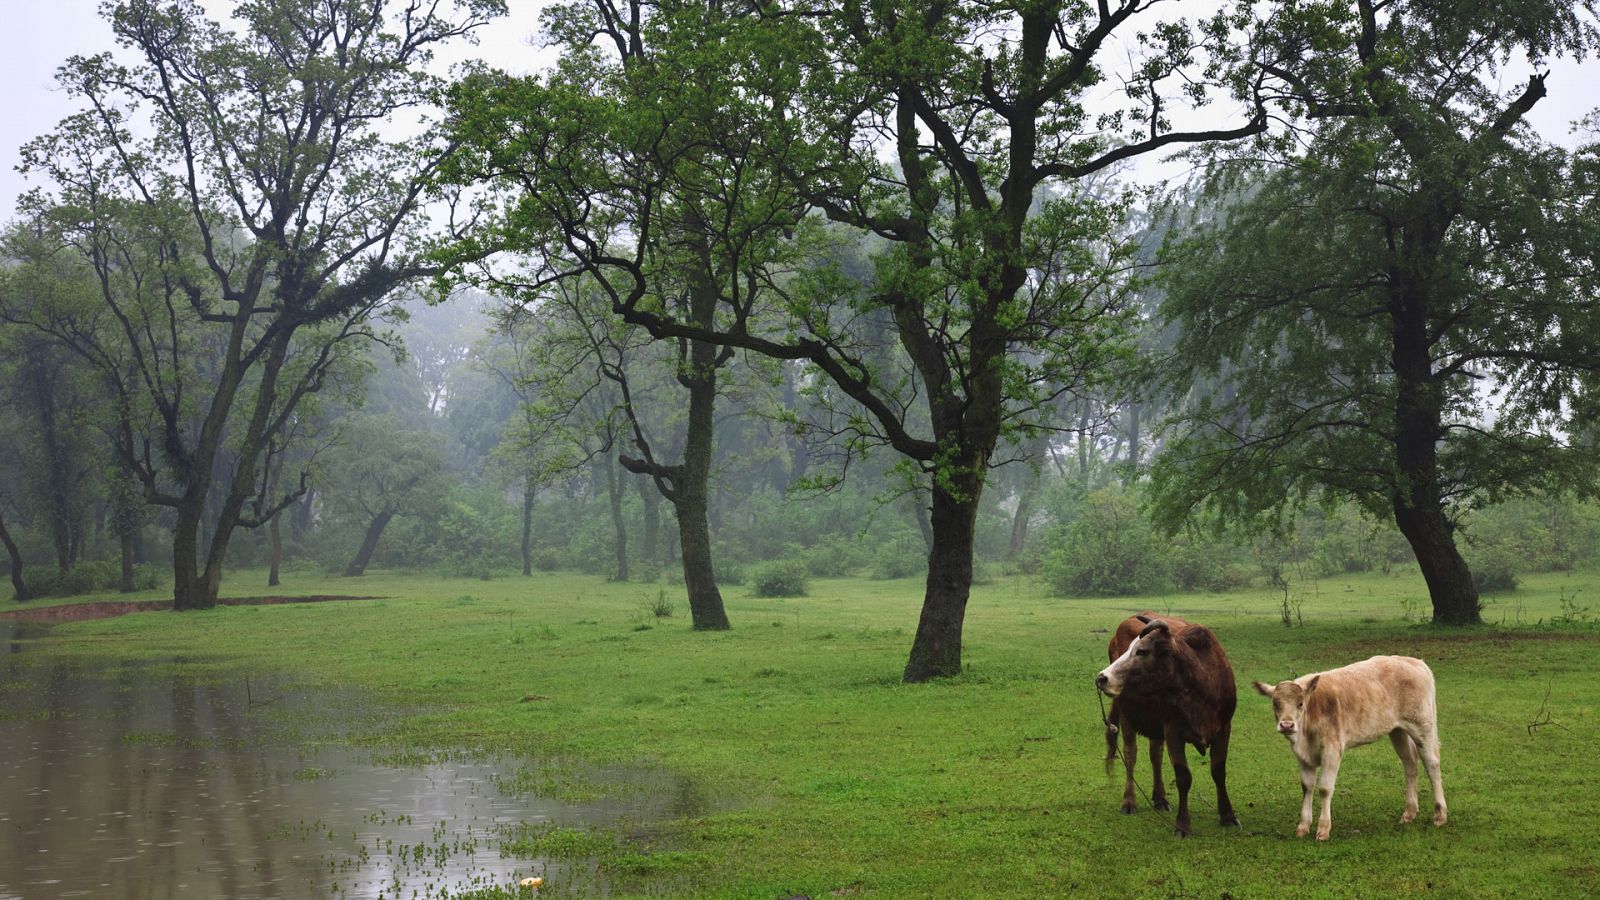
1 2 1595 222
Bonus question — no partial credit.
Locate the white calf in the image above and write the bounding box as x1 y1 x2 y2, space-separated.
1252 655 1447 840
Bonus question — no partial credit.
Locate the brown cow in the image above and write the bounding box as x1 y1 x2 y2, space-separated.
1253 655 1447 840
1100 612 1190 815
1095 614 1240 836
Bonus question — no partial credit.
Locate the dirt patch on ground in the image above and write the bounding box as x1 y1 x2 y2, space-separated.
0 595 385 624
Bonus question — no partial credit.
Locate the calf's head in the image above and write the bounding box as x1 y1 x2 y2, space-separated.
1252 676 1321 736
1095 619 1180 697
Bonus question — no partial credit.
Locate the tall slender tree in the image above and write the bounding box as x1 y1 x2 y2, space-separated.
17 0 502 609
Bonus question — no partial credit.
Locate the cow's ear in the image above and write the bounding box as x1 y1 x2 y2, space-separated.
1306 675 1321 694
1252 680 1275 697
1182 627 1213 651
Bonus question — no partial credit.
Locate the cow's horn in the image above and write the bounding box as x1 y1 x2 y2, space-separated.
1137 619 1170 637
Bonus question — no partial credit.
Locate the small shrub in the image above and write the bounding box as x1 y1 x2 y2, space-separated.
532 549 561 572
870 536 926 580
713 561 745 586
645 589 674 618
633 561 663 584
750 559 809 598
1042 488 1170 597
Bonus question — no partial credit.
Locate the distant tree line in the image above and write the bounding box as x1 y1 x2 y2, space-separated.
2 0 1598 682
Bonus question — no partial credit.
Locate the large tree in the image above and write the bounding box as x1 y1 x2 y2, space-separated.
441 0 1281 678
1149 0 1600 624
17 0 501 609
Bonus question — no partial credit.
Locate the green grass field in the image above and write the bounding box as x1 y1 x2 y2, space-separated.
12 566 1600 898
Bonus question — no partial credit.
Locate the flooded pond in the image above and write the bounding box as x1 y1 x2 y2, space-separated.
0 621 706 898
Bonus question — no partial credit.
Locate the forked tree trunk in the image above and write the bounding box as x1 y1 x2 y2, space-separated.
172 498 216 611
344 510 395 578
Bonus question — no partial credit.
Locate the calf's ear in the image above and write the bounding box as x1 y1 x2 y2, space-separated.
1306 675 1321 693
1252 680 1275 697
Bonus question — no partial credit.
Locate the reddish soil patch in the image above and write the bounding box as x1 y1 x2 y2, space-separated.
0 595 384 624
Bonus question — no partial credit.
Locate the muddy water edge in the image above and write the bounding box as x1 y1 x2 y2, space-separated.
0 618 712 899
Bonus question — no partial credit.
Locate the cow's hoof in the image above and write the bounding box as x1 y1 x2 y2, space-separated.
1174 825 1192 838
1120 803 1136 815
1316 827 1331 841
1295 823 1310 837
1152 797 1171 812
1433 811 1448 827
1220 815 1241 830
1400 810 1417 824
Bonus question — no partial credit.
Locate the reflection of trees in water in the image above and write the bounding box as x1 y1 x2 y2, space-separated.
3 661 325 898
1 656 706 898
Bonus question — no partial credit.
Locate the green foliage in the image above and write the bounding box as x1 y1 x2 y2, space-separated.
1042 488 1170 597
870 536 927 581
750 560 809 598
24 561 159 598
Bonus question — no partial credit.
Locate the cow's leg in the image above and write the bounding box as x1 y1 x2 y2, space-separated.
1416 723 1447 826
1314 748 1342 841
1149 735 1170 811
1210 723 1239 828
1164 731 1193 837
1296 762 1315 837
1120 720 1139 814
1390 729 1420 824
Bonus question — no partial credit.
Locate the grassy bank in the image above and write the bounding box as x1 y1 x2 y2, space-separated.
14 566 1600 898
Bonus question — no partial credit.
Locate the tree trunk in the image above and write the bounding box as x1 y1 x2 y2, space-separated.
911 485 934 554
605 455 629 581
1392 499 1479 624
344 510 395 578
521 474 535 576
661 328 730 629
637 477 660 565
119 531 136 593
1007 483 1035 558
1391 247 1481 625
1 512 29 602
267 511 283 587
675 489 727 629
172 500 215 610
904 478 981 682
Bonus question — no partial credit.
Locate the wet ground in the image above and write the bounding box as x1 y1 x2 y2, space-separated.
0 620 701 898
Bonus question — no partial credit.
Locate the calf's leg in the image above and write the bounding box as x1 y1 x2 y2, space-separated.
1390 729 1420 823
1296 762 1315 837
1417 724 1447 826
1315 748 1343 841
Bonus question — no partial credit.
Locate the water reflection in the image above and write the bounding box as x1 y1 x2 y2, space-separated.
0 654 699 899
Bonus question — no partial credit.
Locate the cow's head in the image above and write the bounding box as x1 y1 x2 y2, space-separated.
1252 676 1320 737
1095 618 1179 697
